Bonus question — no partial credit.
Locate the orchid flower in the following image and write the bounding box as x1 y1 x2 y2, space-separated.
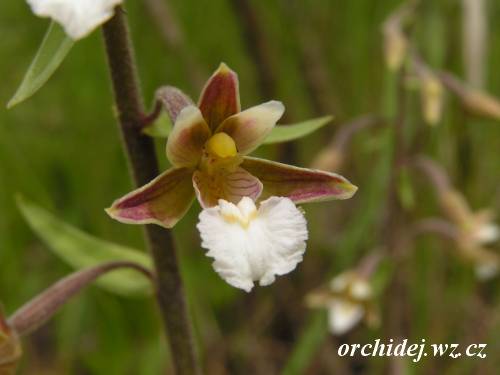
0 312 21 375
27 0 122 40
197 197 307 292
441 190 499 246
307 271 377 335
107 63 357 228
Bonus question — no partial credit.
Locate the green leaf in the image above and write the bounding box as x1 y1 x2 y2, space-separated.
263 115 333 144
16 195 153 297
282 312 328 375
397 166 415 211
7 22 74 109
142 112 173 138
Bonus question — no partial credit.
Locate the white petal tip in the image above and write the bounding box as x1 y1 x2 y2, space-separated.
28 0 123 40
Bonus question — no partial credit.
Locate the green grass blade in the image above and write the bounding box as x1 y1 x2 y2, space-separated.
7 22 74 109
263 115 333 144
282 313 328 375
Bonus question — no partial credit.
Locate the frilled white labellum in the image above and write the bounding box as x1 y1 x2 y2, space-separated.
27 0 123 40
197 196 308 292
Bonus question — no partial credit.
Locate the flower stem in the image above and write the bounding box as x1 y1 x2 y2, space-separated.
9 261 153 336
102 8 200 375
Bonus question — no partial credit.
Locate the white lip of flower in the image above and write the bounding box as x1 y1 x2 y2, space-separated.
473 223 500 245
328 299 365 335
475 261 498 280
27 0 123 40
197 196 308 292
327 272 372 335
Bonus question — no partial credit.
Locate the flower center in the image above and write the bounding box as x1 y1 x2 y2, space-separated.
220 197 258 228
199 132 241 175
205 132 237 158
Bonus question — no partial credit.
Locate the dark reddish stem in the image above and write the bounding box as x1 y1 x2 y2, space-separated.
9 262 153 336
102 8 200 375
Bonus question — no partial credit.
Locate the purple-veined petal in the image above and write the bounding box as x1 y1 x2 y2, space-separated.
193 167 263 208
106 167 195 228
156 86 194 123
216 101 284 155
198 63 240 130
166 105 211 168
241 157 357 203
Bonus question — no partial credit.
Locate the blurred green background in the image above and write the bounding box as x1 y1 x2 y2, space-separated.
1 0 499 374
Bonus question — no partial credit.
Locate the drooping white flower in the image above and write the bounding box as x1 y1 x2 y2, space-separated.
197 196 308 292
475 261 499 281
328 299 365 335
328 272 373 335
27 0 123 40
473 222 499 245
307 271 376 336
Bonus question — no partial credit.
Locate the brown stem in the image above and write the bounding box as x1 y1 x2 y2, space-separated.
412 155 451 195
102 8 200 375
9 262 153 336
357 252 383 279
412 218 459 240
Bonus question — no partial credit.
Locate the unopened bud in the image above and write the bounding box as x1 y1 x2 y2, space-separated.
383 28 408 72
155 86 194 123
463 89 500 121
382 1 417 72
421 75 444 125
439 72 500 121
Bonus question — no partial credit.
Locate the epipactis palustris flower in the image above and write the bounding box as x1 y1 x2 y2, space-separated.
441 190 499 246
106 63 357 228
439 190 499 280
307 271 377 335
27 0 123 40
198 196 308 292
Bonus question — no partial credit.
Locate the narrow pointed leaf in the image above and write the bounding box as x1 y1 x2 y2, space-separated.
7 22 73 109
263 116 333 144
16 196 152 297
